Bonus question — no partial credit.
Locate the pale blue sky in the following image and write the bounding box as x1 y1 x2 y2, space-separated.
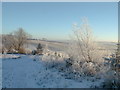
0 2 2 34
2 2 118 41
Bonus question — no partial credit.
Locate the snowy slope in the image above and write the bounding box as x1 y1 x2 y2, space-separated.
2 54 102 88
0 58 2 89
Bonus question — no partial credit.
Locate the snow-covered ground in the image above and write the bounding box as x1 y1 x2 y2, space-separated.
2 54 103 88
0 54 20 59
1 40 116 88
0 57 2 89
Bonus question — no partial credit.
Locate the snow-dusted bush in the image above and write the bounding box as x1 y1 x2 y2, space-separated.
102 42 120 88
81 62 96 76
42 45 68 69
100 69 120 88
32 43 43 55
67 18 107 76
42 50 67 68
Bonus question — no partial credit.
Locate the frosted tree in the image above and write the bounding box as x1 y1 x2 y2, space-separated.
67 18 106 76
14 28 29 51
2 34 18 53
2 28 30 54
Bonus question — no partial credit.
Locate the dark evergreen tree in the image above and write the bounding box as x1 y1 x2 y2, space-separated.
36 43 43 55
37 43 42 50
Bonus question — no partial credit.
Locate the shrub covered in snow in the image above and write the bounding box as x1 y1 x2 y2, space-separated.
31 43 43 55
66 18 108 77
81 62 96 76
42 46 68 69
100 69 120 88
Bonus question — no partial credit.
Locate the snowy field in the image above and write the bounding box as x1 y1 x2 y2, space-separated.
1 40 117 88
0 56 2 89
2 54 104 88
26 40 117 53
